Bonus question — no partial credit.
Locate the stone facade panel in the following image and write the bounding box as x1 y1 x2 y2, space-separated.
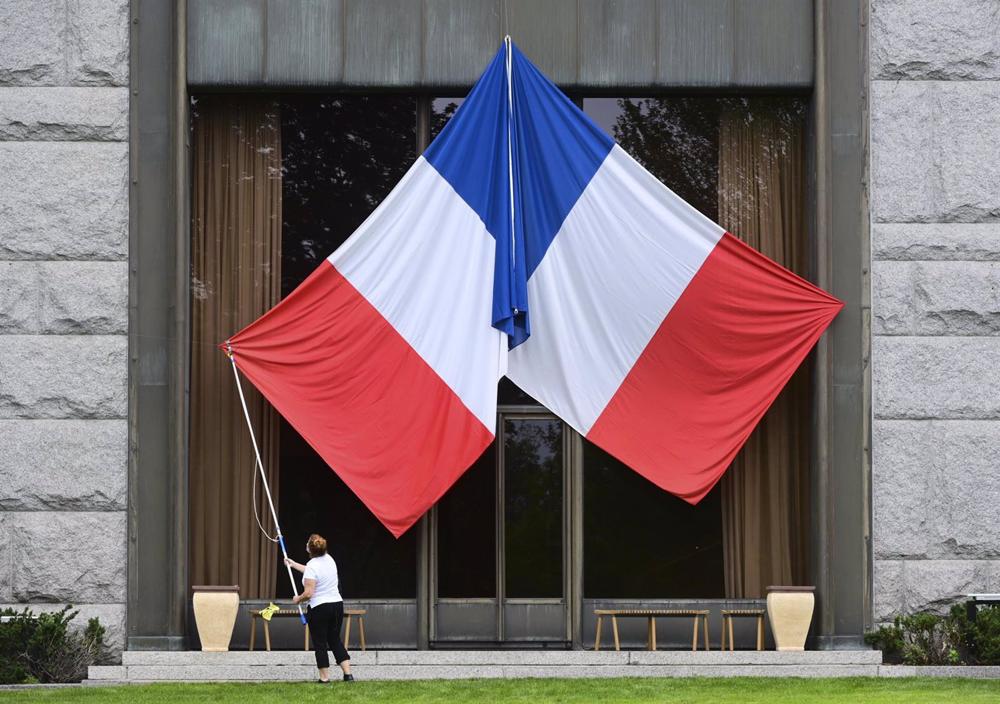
873 261 1000 335
0 87 128 140
39 261 128 334
870 81 936 222
871 81 1000 223
873 560 905 622
904 560 991 615
873 420 1000 560
9 512 126 602
0 335 127 419
0 142 128 261
871 0 1000 80
873 337 1000 419
0 262 38 333
0 262 127 334
65 0 130 86
873 224 1000 261
0 420 126 510
0 514 10 602
0 1 65 85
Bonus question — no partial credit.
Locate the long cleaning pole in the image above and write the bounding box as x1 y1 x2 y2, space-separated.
226 344 307 624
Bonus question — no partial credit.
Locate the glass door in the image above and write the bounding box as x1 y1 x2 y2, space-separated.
432 409 570 645
501 415 568 642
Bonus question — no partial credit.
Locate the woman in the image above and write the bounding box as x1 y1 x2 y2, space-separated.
285 534 354 683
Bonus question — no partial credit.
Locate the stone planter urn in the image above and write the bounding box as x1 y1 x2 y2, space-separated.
192 585 240 652
766 586 815 651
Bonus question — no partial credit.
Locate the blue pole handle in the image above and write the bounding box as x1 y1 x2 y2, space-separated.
278 535 308 623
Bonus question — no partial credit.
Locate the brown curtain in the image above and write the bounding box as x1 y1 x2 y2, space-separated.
718 100 810 598
190 98 282 598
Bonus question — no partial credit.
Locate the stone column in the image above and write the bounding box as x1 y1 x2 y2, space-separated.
0 0 130 652
871 0 1000 620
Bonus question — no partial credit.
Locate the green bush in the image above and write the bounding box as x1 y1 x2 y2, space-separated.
968 604 1000 665
869 612 962 665
0 606 110 684
866 602 1000 666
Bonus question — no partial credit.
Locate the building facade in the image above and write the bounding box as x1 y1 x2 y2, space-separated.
0 0 996 654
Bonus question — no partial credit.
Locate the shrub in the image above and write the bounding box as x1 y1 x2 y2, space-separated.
866 602 1000 666
865 612 962 665
0 606 110 684
968 604 1000 665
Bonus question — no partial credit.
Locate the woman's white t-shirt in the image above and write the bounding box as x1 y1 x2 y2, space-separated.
302 554 343 608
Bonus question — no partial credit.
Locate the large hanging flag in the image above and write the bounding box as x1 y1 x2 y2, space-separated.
226 40 842 537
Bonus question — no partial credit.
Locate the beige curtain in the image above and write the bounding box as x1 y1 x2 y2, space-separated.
718 101 810 598
190 98 282 598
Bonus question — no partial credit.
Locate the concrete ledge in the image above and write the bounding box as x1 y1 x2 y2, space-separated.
628 650 882 665
93 663 883 682
94 650 889 683
89 652 1000 682
879 665 1000 678
120 649 878 667
122 650 376 666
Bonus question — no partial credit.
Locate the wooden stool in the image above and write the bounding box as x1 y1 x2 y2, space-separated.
249 608 309 651
594 609 710 651
250 607 367 652
720 608 766 651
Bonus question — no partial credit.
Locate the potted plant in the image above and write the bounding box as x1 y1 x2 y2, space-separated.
191 585 240 652
766 585 815 650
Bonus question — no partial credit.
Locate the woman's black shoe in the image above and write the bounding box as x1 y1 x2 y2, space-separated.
317 679 330 684
343 674 355 682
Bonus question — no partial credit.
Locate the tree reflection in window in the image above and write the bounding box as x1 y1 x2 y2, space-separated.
281 95 416 295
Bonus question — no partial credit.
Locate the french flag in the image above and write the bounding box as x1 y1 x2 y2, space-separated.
227 42 842 537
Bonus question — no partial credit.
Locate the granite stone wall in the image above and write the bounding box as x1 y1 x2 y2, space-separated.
0 0 129 650
871 0 1000 620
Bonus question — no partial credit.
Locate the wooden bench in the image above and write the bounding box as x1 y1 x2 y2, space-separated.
593 609 710 651
249 608 367 652
720 608 766 651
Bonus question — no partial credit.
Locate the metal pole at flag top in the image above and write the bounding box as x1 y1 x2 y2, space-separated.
226 342 307 625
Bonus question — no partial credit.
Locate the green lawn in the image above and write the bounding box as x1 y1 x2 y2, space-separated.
2 678 1000 703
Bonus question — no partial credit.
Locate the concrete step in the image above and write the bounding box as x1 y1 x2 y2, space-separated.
88 650 886 682
120 649 880 666
91 663 882 682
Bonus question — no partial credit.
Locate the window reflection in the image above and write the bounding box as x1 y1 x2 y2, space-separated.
436 443 497 598
430 97 465 142
585 97 719 220
584 442 723 598
281 95 417 295
505 418 563 598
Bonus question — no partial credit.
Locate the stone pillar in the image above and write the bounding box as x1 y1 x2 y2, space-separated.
0 0 130 652
871 0 1000 620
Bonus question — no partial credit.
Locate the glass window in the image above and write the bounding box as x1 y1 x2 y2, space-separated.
583 442 723 598
436 443 497 598
276 95 419 598
431 97 465 141
581 96 809 599
585 97 720 220
504 418 564 598
281 95 417 295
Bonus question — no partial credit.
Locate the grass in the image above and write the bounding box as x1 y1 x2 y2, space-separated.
2 678 1000 703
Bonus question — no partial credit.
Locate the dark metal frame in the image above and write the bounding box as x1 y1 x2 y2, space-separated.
128 0 870 650
429 406 575 646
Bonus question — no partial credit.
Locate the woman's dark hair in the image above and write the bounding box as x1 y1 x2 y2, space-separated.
306 533 328 557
